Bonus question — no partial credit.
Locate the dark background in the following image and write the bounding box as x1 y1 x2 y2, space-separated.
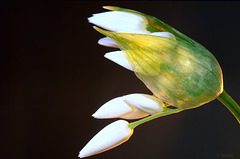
1 1 240 159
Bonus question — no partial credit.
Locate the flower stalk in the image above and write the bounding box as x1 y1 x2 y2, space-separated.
217 90 240 123
128 107 183 129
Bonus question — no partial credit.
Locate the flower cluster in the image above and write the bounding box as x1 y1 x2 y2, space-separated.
79 6 239 158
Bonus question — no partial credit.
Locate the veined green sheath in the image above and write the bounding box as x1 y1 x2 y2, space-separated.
94 27 223 109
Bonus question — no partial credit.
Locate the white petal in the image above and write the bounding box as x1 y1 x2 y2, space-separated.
123 94 164 115
104 51 134 71
98 37 119 48
79 120 133 158
88 11 148 32
92 97 134 119
150 32 176 40
121 108 149 119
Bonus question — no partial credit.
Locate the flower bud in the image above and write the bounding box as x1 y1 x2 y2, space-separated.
92 93 164 119
98 37 119 48
88 10 148 33
121 108 148 119
92 96 134 119
123 94 164 114
79 120 133 158
104 51 134 71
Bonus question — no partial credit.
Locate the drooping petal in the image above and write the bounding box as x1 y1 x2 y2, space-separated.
79 120 133 158
98 37 119 48
92 96 134 119
123 94 164 115
121 108 149 119
104 51 134 71
88 11 148 32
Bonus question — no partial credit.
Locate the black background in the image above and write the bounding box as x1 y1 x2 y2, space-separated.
1 1 240 159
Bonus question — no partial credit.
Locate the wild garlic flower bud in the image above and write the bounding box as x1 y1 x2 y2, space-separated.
79 120 133 158
123 94 164 115
104 51 134 71
92 93 164 119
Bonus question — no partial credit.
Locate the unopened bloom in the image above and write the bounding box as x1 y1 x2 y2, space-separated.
92 93 164 119
104 51 134 71
88 9 149 33
123 94 164 115
79 120 133 158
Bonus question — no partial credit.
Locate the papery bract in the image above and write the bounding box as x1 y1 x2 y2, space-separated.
94 27 223 109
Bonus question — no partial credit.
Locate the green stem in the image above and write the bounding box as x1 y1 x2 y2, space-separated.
217 90 240 124
128 108 183 129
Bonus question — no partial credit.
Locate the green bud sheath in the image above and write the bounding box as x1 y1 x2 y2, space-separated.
95 27 223 109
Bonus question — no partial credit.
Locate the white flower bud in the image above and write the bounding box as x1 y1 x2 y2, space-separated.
98 37 119 48
104 51 134 71
79 120 133 158
92 93 163 119
123 94 164 114
92 96 134 118
88 11 148 32
121 108 148 119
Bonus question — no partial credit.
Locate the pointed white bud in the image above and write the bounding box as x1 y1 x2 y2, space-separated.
123 94 164 115
88 11 148 32
104 51 134 71
150 32 176 40
98 37 119 48
121 108 149 119
79 120 133 158
92 97 134 119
